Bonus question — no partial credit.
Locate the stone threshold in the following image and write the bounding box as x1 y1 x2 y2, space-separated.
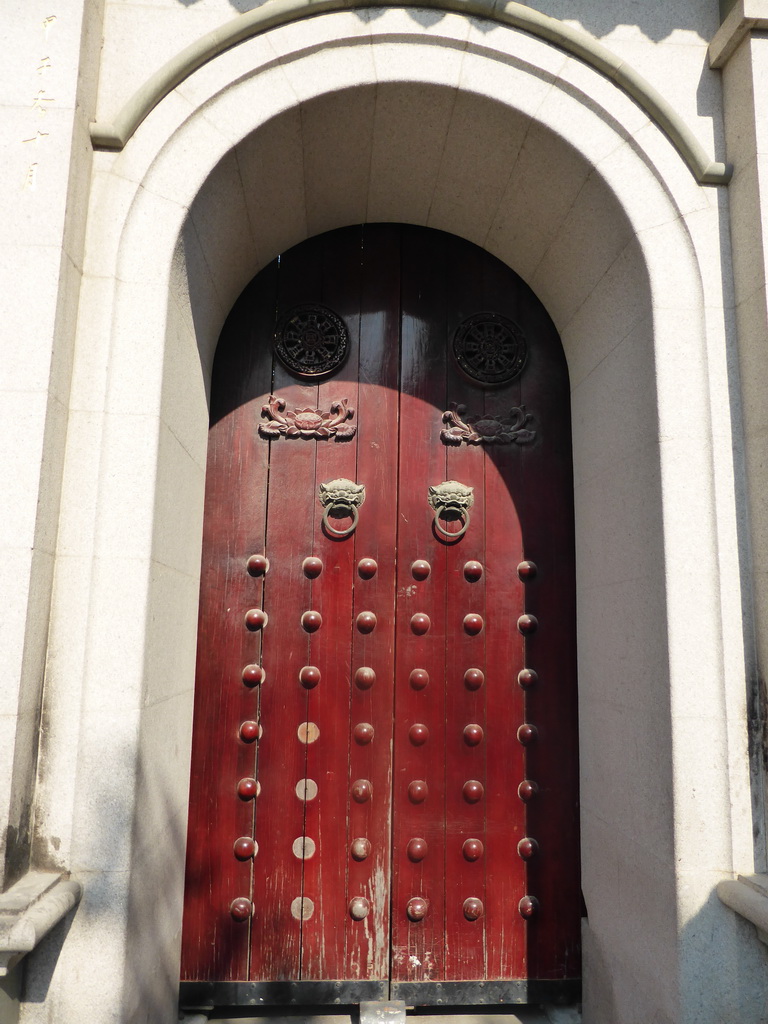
181 1009 581 1024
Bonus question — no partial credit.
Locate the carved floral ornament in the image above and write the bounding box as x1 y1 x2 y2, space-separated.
258 395 356 440
440 403 536 446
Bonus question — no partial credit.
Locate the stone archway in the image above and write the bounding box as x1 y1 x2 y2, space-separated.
34 14 760 1024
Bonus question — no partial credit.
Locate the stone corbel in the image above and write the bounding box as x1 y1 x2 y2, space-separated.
0 871 82 976
717 874 768 944
709 0 768 67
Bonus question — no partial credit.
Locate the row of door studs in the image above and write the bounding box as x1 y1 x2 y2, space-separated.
231 834 539 863
236 719 538 748
245 608 540 637
228 892 540 922
245 554 539 582
242 664 540 691
235 771 539 804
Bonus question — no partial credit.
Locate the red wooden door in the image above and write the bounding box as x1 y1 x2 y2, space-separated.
180 225 580 1009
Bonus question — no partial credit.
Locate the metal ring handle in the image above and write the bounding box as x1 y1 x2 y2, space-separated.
322 501 359 538
433 504 470 540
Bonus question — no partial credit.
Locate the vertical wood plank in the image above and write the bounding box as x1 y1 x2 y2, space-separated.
390 226 448 984
300 228 361 979
180 264 277 981
475 255 528 981
514 281 580 981
442 243 489 981
345 225 400 980
483 449 526 980
249 237 323 981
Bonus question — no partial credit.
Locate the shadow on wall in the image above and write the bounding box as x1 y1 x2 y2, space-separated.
121 722 192 1023
523 1 719 42
18 725 190 1020
583 884 768 1023
173 0 720 43
679 887 768 1021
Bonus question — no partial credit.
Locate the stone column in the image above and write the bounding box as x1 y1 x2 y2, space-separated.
711 1 768 869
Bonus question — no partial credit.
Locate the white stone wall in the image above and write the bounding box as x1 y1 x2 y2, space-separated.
2 2 768 1022
0 0 102 891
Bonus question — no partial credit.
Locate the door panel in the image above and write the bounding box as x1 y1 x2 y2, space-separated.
180 225 580 1006
344 225 400 981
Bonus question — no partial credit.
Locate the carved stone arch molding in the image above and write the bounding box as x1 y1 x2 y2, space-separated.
89 0 731 186
39 18 761 1024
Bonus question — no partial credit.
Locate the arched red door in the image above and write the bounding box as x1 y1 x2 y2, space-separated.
180 225 580 1010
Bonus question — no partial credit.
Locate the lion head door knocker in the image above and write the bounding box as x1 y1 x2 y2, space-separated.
319 479 366 538
428 481 474 541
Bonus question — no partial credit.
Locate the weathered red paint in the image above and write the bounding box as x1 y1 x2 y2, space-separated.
181 225 580 995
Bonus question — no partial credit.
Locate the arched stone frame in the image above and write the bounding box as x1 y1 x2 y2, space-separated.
30 10 768 1024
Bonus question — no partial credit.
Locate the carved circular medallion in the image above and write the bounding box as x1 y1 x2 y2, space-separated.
453 312 527 385
275 304 349 378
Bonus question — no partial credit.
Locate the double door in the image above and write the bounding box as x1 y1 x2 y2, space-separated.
180 225 580 1008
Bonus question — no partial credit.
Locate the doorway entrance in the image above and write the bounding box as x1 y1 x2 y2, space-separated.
179 225 580 1009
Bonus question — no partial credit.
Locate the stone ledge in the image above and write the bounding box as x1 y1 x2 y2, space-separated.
717 874 768 944
0 871 82 976
709 0 768 67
